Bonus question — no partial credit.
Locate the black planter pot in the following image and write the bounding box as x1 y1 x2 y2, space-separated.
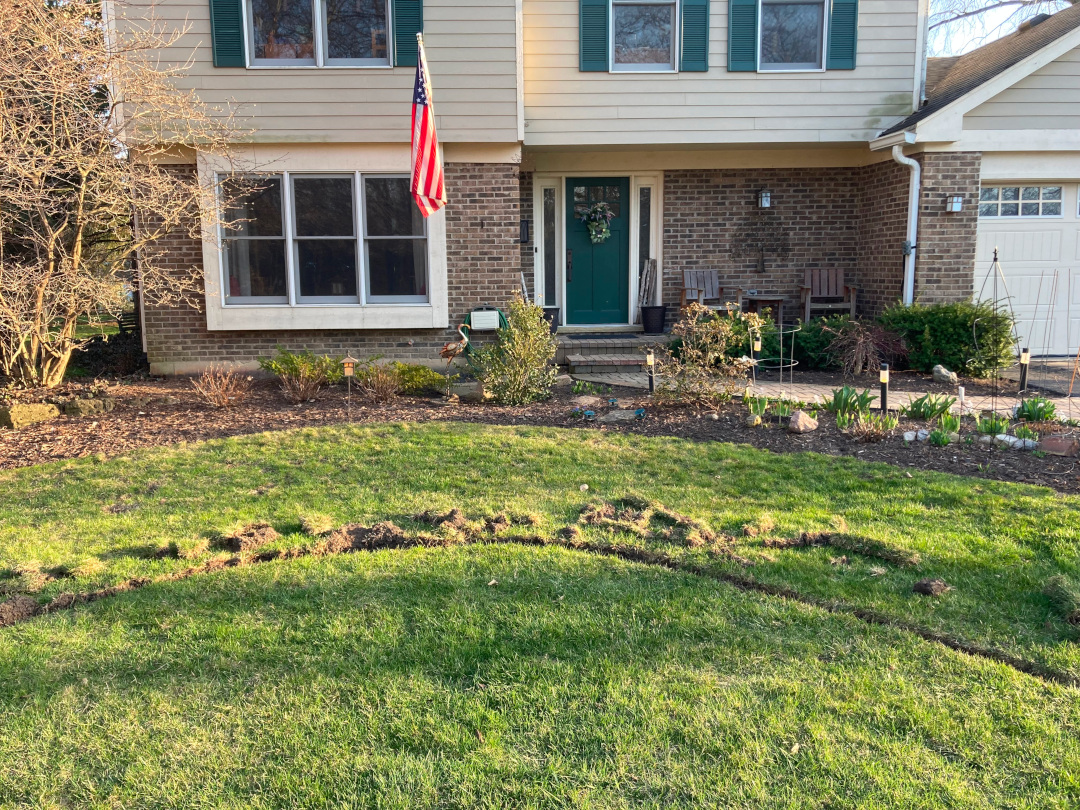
542 307 560 334
641 305 666 335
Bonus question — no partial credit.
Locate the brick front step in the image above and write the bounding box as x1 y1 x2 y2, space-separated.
566 354 645 374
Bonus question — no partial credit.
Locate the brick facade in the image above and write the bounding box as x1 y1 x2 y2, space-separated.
143 162 522 373
856 158 909 315
662 168 862 319
914 152 981 304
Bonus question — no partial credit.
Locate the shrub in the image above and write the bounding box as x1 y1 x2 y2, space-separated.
901 393 956 421
473 294 558 406
824 320 907 377
849 411 898 442
258 348 343 404
976 412 1009 436
1014 424 1039 441
928 429 952 447
823 385 876 416
879 301 1015 377
190 365 254 408
355 361 401 404
939 412 961 434
1017 396 1056 423
391 362 457 397
654 303 752 408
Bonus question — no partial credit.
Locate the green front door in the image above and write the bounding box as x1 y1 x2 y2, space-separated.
565 178 630 324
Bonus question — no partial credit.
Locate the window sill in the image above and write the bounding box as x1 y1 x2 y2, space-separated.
207 303 446 332
245 64 394 70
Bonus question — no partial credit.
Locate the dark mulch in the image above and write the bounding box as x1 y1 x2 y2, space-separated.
1 374 1078 494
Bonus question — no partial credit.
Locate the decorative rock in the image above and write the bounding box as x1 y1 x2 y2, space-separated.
1041 435 1080 457
552 374 574 390
947 432 961 443
977 435 994 445
571 395 601 408
787 410 818 434
994 434 1022 449
932 365 958 385
451 381 490 404
746 414 763 428
903 431 918 443
913 578 951 597
916 429 931 442
62 397 116 417
597 409 638 424
1016 439 1039 451
0 403 60 429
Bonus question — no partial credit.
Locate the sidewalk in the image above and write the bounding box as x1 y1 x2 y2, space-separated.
572 372 1080 419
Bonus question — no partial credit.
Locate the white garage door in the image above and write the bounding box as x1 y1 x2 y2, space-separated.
975 183 1080 357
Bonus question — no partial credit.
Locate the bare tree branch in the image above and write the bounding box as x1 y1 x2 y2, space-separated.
0 0 253 387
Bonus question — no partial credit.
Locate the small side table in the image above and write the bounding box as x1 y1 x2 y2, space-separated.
741 295 784 326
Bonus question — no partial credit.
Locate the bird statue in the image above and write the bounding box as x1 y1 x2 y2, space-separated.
439 324 469 398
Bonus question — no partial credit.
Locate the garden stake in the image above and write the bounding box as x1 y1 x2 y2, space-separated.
342 355 357 420
879 364 889 414
1018 347 1030 393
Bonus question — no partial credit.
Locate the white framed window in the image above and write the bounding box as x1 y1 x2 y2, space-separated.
979 186 1064 218
759 0 827 72
611 0 678 72
220 173 428 306
246 0 390 68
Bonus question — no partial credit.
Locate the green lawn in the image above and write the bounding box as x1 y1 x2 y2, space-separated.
2 423 1080 806
2 544 1079 808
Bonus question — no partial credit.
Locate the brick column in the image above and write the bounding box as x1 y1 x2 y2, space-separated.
914 152 981 304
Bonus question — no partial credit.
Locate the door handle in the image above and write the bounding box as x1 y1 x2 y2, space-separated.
567 249 573 283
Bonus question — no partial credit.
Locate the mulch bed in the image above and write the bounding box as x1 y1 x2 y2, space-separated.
1 375 1078 494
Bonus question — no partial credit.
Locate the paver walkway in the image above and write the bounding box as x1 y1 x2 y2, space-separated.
572 372 1080 420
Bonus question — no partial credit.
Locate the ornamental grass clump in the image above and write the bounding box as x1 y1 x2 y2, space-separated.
190 365 254 409
654 304 752 408
258 348 343 404
473 294 558 406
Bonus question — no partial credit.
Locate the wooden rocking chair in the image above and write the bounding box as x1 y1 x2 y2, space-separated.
680 270 739 312
801 269 857 322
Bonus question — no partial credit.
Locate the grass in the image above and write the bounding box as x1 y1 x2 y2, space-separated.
2 544 1080 808
2 423 1080 805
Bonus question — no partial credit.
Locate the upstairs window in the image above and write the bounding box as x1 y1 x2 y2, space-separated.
611 0 677 72
247 0 390 67
759 0 826 71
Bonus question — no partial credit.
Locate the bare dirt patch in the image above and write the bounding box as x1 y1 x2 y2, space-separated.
221 522 280 553
0 595 40 626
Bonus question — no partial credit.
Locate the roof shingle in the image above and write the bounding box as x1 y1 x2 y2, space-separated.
880 3 1080 136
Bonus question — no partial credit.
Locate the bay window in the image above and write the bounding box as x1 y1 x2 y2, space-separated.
247 0 390 67
759 0 826 72
611 0 677 72
221 173 429 306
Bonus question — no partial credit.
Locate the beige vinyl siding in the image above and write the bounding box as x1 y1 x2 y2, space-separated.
964 45 1080 131
522 0 920 146
120 0 521 143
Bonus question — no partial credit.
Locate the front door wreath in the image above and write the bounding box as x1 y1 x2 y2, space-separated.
579 201 614 244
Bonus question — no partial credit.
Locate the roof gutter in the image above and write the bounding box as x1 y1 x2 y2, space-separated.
890 140 921 306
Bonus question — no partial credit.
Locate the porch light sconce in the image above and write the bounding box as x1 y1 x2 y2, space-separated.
519 219 530 244
945 195 964 213
757 189 772 209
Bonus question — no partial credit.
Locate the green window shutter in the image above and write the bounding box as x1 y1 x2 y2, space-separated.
393 0 423 67
827 0 858 70
727 0 757 72
680 0 710 72
580 0 609 72
209 0 245 68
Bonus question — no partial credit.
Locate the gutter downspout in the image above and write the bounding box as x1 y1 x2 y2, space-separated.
891 144 920 306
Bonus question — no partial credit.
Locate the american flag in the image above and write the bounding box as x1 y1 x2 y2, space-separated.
410 34 446 218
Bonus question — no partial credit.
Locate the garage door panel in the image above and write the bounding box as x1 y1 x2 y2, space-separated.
976 229 1062 263
976 182 1078 356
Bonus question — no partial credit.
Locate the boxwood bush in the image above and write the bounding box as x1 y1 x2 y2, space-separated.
879 301 1015 378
